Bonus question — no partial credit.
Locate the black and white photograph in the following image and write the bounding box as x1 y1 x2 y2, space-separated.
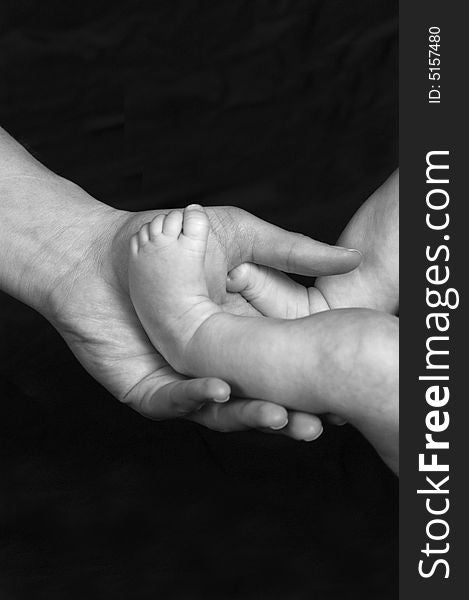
2 1 405 598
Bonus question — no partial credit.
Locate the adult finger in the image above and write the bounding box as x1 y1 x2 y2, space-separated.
188 398 289 432
323 413 348 426
124 371 230 420
260 410 324 441
189 400 324 441
236 210 362 276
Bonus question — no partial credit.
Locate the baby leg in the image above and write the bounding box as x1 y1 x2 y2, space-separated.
186 307 398 473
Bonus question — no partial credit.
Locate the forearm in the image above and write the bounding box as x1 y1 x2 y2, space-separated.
0 127 124 315
315 170 399 313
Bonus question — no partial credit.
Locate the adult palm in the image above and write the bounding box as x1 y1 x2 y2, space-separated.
49 204 360 439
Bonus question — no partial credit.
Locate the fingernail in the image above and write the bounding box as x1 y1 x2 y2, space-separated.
213 395 230 403
187 204 202 209
270 418 289 431
302 426 323 442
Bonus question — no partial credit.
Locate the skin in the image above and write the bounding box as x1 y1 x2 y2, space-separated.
226 170 399 317
316 170 399 313
128 206 399 472
225 171 399 469
0 126 362 439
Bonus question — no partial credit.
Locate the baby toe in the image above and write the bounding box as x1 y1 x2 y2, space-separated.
138 223 150 245
130 234 139 255
149 214 165 239
182 204 209 241
162 210 183 237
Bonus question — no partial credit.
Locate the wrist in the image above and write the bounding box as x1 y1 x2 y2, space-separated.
0 171 126 317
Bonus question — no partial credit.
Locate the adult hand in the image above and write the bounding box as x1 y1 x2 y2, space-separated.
1 127 360 439
50 201 361 440
316 170 399 313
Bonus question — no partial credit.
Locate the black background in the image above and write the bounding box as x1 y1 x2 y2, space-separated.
1 1 398 598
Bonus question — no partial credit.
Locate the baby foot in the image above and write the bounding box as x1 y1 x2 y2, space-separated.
128 205 221 372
